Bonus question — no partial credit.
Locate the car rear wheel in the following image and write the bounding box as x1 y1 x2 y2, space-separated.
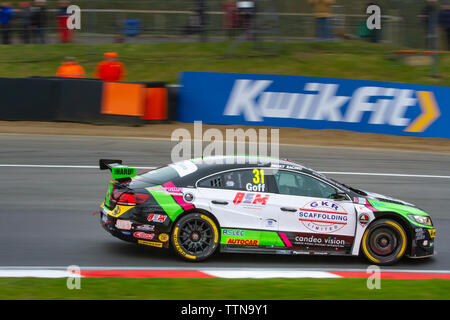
361 219 407 265
171 213 219 262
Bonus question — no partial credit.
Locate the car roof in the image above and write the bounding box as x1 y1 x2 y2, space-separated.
189 155 302 169
181 155 326 179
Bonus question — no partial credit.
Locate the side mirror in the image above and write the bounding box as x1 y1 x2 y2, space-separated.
332 192 348 201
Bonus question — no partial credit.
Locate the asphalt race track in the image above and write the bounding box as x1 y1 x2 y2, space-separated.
1 133 449 271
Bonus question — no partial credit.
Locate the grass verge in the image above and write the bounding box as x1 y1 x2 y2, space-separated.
0 41 449 86
0 278 449 300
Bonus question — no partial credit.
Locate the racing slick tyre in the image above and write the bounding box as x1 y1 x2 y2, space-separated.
361 219 408 265
171 213 220 262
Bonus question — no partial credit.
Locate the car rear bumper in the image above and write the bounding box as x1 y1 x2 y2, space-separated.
100 208 170 249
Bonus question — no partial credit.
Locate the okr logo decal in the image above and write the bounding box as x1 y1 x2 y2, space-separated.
298 200 348 233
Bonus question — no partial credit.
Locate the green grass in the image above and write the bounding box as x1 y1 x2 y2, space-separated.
0 278 449 300
0 41 448 86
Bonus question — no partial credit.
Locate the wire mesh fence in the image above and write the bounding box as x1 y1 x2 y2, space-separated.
0 0 448 49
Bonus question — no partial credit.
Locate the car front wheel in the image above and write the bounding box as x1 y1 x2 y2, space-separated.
361 219 408 265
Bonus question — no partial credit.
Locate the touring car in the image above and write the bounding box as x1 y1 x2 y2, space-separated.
97 156 436 265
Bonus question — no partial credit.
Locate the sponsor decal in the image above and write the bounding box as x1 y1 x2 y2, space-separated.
111 167 136 179
135 224 155 232
245 183 266 192
159 233 169 242
233 192 269 205
415 228 426 241
183 192 194 202
271 163 303 170
265 219 276 227
120 231 131 235
222 229 245 237
147 214 168 223
133 232 155 240
353 197 367 205
298 200 348 233
428 229 436 238
358 213 370 226
115 219 132 230
226 238 259 246
146 186 183 196
223 79 441 133
169 160 198 177
138 240 163 248
294 235 346 247
288 232 354 251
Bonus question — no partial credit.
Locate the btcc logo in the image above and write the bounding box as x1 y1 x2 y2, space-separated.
224 80 440 133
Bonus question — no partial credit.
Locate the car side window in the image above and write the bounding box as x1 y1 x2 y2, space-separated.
274 170 337 199
197 169 273 192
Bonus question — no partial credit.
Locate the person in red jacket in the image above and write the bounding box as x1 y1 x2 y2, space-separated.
57 0 72 43
94 52 126 81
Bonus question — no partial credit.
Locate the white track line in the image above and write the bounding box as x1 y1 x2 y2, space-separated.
1 266 450 274
1 164 449 179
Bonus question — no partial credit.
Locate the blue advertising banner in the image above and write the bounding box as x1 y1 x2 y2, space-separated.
178 71 449 138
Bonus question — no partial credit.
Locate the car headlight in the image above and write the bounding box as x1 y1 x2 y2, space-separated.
408 215 432 226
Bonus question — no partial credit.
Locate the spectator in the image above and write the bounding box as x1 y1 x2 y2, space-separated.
236 1 256 40
56 57 85 78
196 0 207 42
31 0 47 44
57 0 71 43
419 0 438 48
223 0 238 39
439 3 450 50
308 0 335 41
0 2 14 44
94 52 126 82
18 2 32 44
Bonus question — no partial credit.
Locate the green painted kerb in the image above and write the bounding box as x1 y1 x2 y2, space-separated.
221 228 285 246
368 199 433 228
146 185 184 221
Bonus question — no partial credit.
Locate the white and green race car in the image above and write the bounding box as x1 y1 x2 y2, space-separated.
98 156 436 265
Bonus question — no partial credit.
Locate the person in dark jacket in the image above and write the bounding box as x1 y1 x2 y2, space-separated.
31 0 47 43
18 2 32 44
439 3 450 50
418 0 438 49
0 2 14 44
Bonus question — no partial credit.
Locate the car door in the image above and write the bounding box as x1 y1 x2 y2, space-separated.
196 168 279 231
272 170 356 253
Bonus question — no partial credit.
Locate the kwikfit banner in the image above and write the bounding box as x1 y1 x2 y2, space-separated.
178 72 449 138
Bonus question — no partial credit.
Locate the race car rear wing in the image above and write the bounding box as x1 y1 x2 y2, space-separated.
99 159 136 179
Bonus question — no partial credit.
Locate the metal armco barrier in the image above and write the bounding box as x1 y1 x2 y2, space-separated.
0 77 169 125
178 72 449 139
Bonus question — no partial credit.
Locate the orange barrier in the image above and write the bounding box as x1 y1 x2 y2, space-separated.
101 82 146 117
143 87 168 120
